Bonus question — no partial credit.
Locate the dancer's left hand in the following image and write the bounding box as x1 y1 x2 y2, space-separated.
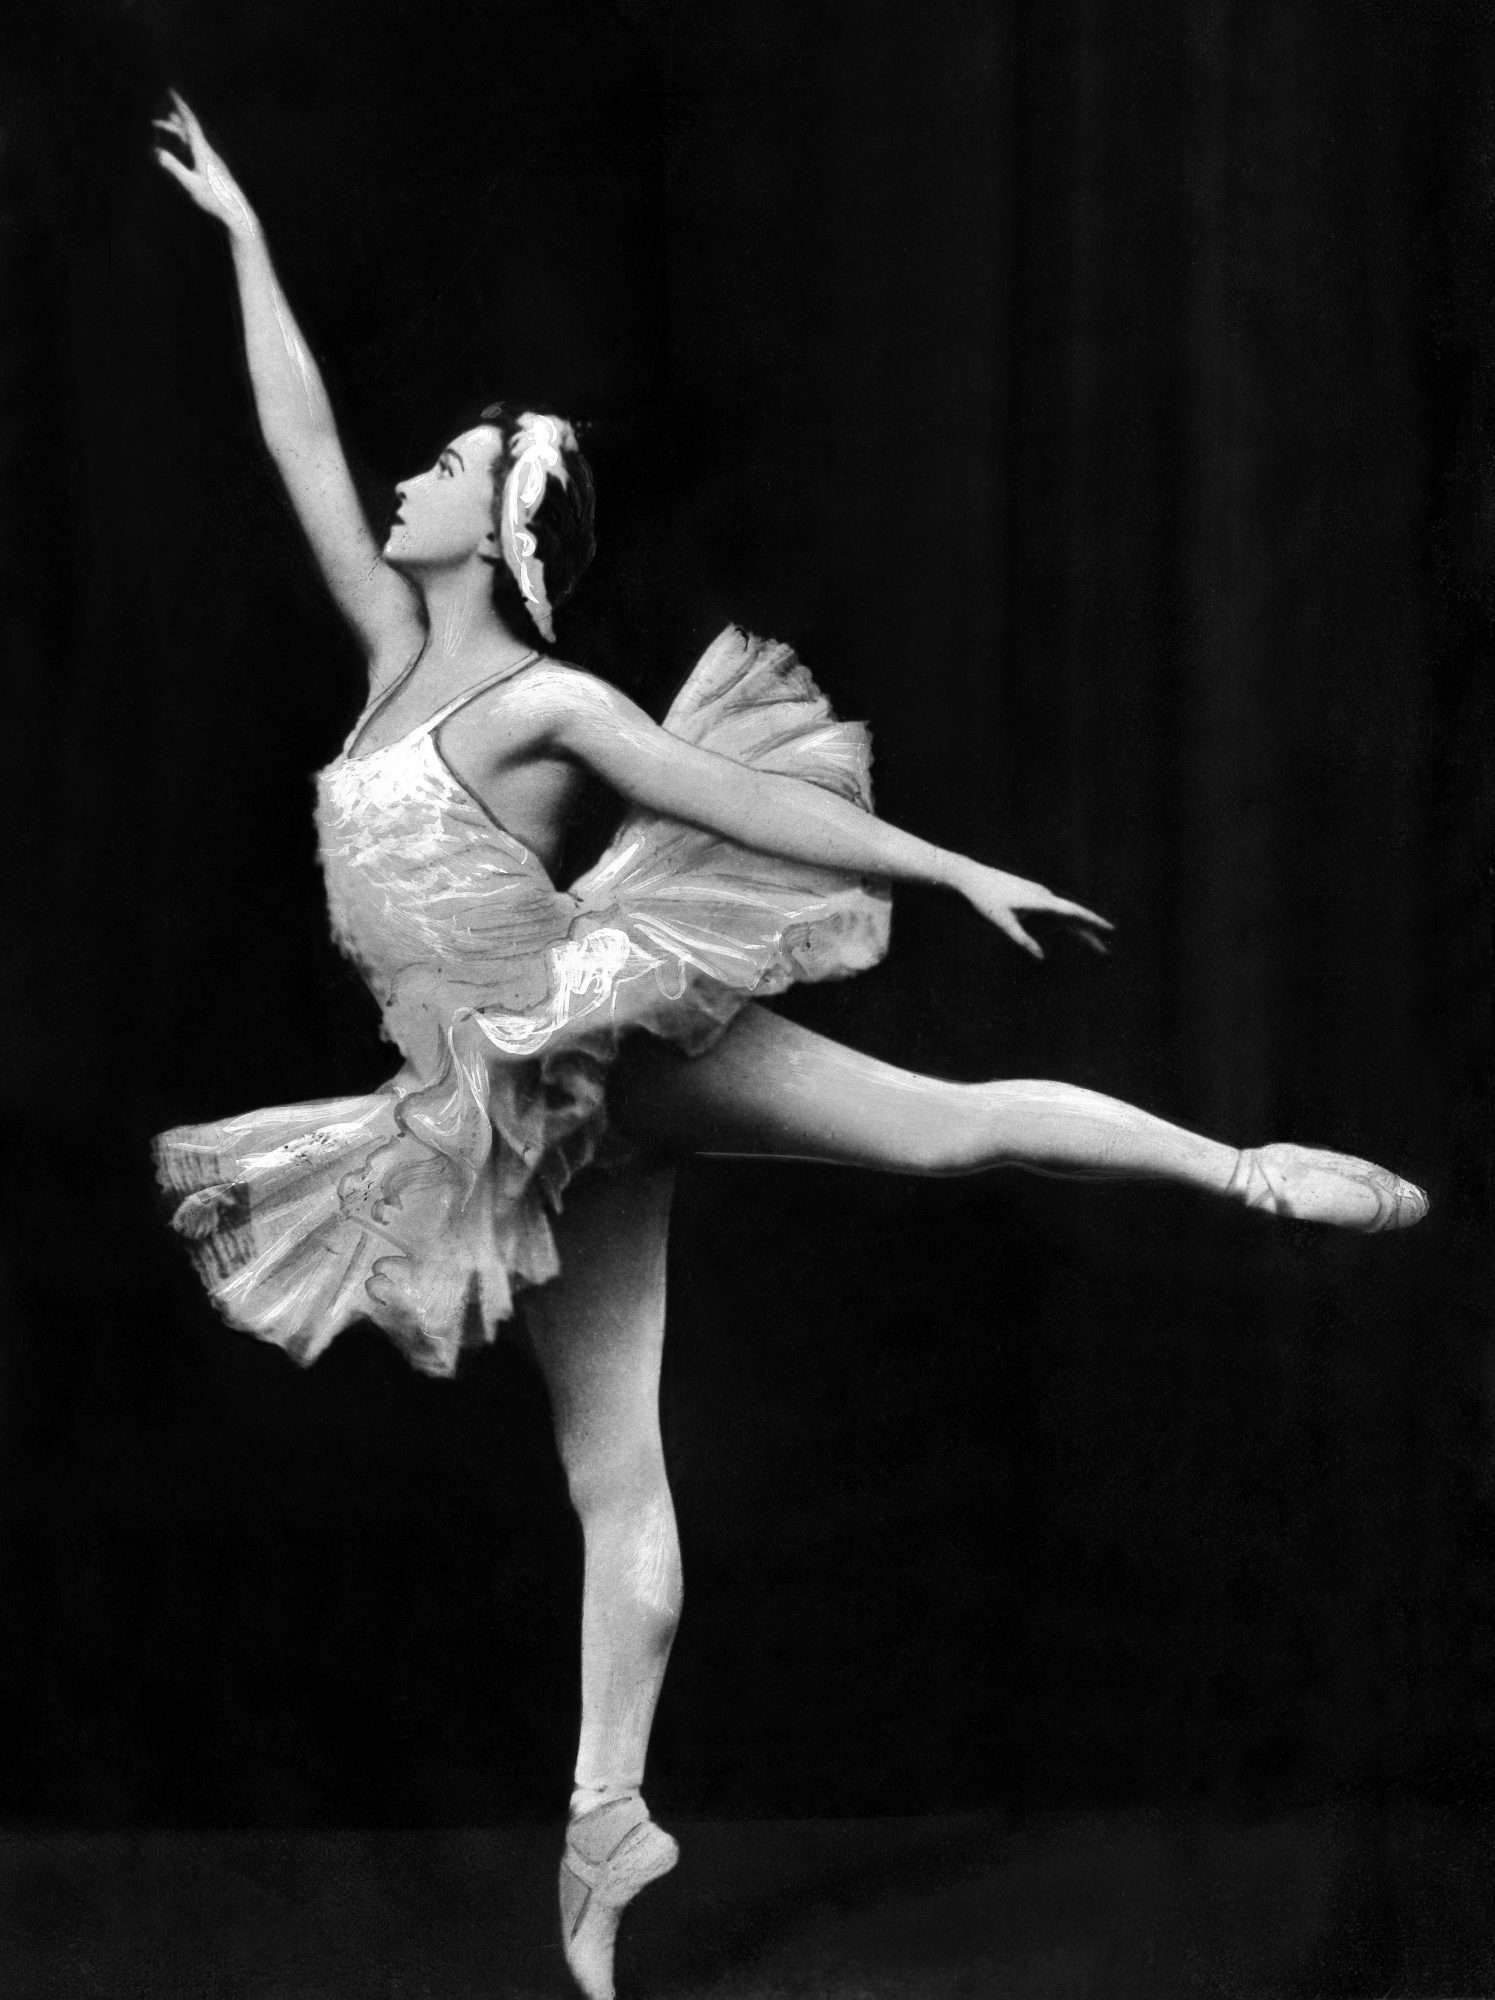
951 859 1113 961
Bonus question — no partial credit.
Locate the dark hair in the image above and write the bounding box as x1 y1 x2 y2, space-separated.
477 401 597 648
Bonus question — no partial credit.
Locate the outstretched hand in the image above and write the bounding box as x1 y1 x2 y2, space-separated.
153 92 259 239
951 858 1113 961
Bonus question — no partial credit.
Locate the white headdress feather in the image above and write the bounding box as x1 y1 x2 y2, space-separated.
498 412 576 642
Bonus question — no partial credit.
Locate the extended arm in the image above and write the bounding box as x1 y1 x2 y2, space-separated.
154 95 422 676
543 676 1111 957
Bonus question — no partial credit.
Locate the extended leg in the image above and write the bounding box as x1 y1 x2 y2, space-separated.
609 1006 1426 1229
522 1163 682 2000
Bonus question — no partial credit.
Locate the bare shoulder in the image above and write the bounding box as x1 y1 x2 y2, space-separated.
498 660 641 734
520 659 626 706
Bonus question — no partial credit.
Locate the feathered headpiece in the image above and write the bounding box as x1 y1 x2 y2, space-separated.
498 412 576 642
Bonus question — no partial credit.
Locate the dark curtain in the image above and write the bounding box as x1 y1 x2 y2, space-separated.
0 0 1489 1865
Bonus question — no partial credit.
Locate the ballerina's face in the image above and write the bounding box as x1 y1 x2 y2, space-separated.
383 426 506 568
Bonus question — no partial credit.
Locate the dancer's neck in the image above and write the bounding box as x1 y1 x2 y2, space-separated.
414 558 535 668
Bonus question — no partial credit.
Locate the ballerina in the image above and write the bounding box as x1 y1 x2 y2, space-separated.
150 94 1426 2000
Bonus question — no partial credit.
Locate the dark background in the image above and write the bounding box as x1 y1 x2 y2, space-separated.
0 0 1489 1863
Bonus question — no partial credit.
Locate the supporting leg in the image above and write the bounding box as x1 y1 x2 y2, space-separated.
609 1006 1426 1230
522 1163 682 2000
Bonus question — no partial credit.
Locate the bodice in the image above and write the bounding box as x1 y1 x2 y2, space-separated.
314 733 577 1014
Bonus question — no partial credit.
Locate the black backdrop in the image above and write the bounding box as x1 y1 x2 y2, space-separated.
0 0 1490 1839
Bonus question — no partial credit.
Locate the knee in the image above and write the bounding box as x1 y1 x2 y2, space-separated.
564 1448 683 1629
561 1434 671 1531
898 1083 1012 1177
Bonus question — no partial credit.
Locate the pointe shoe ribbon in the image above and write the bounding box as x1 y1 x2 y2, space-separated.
1227 1143 1428 1233
559 1795 679 2000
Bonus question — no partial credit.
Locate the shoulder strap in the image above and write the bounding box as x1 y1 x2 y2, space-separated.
419 651 541 737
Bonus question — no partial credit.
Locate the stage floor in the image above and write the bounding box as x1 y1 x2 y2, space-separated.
2 1805 1493 1999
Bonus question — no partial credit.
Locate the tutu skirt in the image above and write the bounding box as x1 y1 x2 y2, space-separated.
155 628 890 1377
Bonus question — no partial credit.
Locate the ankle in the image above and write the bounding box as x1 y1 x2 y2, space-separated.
569 1782 642 1823
1225 1146 1263 1207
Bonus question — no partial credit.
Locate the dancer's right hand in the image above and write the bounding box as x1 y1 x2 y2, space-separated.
153 91 260 240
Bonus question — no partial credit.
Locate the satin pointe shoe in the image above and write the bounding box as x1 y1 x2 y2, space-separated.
1226 1143 1429 1232
559 1794 679 2000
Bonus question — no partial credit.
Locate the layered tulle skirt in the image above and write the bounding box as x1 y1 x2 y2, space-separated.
155 629 890 1378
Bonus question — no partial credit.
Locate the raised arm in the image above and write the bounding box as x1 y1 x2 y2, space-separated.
541 675 1111 959
154 94 422 679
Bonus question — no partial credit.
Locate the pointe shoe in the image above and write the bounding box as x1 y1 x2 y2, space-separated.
559 1795 679 2000
1226 1143 1428 1233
